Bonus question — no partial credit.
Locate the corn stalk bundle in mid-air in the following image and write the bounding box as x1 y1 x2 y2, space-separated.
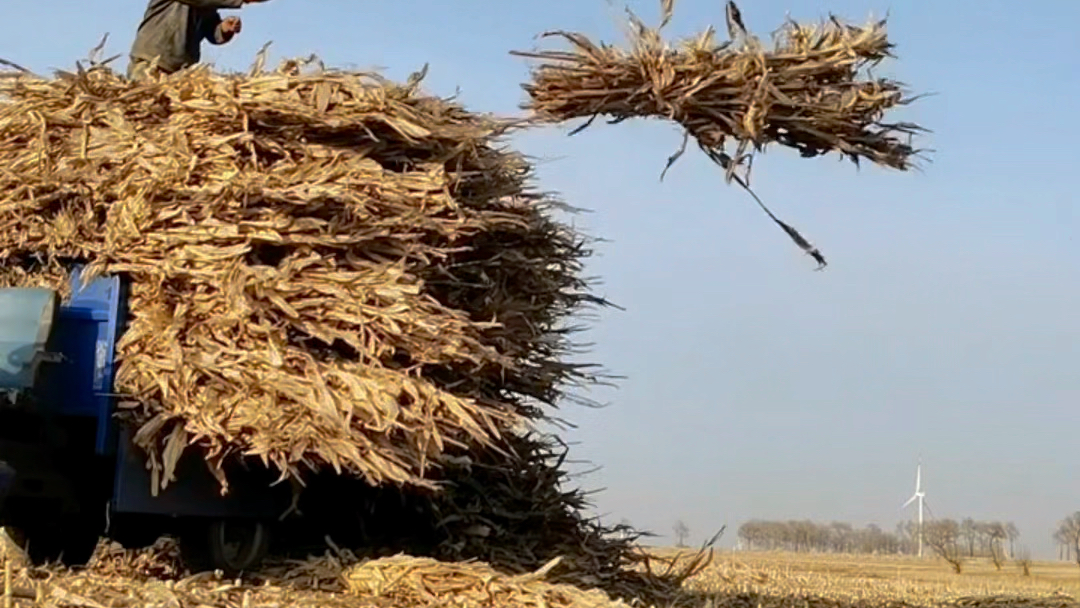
514 0 929 267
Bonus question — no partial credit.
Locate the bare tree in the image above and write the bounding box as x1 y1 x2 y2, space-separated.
673 519 690 548
1015 546 1032 577
738 520 911 555
924 519 964 573
1055 512 1080 570
1005 522 1019 558
960 518 977 557
1054 529 1071 561
985 522 1007 571
896 521 917 555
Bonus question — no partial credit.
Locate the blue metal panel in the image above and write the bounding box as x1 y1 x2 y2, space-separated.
112 426 291 519
38 267 125 454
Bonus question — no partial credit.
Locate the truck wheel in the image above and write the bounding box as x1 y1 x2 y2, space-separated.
206 520 270 575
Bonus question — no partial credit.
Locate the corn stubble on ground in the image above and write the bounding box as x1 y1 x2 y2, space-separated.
8 545 1078 608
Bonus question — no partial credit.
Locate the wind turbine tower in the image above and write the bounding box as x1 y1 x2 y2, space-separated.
902 460 926 557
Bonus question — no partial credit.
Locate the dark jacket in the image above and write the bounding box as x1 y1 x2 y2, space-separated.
129 0 244 73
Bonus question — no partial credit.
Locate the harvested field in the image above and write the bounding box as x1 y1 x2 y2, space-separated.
2 542 1076 608
666 549 1080 607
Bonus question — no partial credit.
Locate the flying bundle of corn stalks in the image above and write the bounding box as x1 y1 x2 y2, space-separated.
514 0 928 266
0 53 607 493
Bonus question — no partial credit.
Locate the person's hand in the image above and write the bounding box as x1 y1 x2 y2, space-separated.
216 15 241 42
219 16 242 41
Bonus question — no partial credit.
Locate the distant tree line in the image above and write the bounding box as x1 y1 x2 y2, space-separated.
737 520 904 554
1055 512 1080 565
955 519 1020 558
919 519 1022 573
736 518 1019 558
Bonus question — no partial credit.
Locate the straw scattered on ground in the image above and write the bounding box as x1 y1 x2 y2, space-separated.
3 543 1076 608
513 0 928 266
271 432 681 601
341 555 627 608
0 532 690 608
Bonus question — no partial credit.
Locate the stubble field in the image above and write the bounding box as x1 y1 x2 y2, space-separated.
664 548 1080 607
3 536 1080 607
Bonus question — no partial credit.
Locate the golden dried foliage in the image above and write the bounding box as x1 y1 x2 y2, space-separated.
85 537 185 582
0 55 605 492
4 546 1077 608
342 555 627 608
516 1 923 169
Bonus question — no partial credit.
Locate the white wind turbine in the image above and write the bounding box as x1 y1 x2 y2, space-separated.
902 459 926 557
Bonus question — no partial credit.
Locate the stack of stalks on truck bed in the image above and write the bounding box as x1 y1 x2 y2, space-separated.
0 51 650 593
0 55 604 493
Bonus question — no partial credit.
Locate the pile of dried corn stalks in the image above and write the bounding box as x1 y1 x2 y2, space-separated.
342 555 628 608
0 551 637 608
0 526 700 608
514 0 927 266
0 55 606 493
293 432 693 600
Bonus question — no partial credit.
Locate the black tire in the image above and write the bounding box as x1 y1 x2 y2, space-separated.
206 520 271 575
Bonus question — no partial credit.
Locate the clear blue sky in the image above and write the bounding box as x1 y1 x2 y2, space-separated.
2 1 1077 558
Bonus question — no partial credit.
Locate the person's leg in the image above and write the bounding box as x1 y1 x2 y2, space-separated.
127 57 148 80
126 58 161 81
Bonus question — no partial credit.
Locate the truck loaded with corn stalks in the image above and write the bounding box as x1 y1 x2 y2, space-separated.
0 0 925 595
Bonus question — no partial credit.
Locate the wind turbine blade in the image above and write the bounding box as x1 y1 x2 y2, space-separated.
915 464 922 492
902 495 917 508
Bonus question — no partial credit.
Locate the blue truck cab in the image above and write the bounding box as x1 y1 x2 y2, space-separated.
0 267 291 572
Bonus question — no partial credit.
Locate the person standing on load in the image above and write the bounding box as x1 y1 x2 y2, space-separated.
127 0 272 81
